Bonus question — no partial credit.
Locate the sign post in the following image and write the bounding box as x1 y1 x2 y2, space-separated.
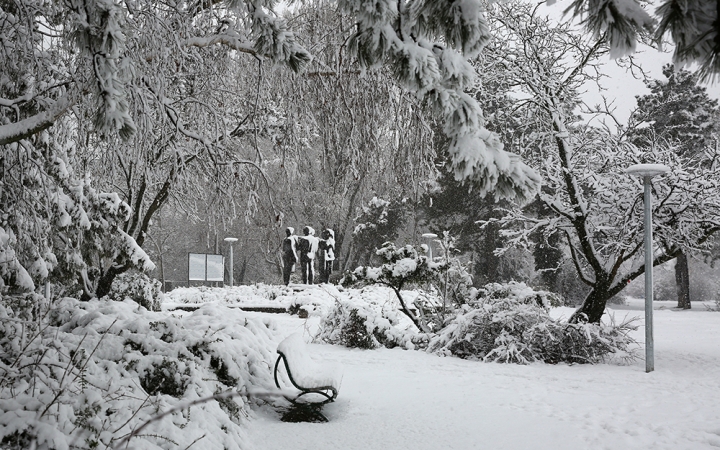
188 253 225 284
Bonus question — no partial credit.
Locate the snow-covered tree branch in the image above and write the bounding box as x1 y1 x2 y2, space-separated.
339 0 541 203
479 2 720 323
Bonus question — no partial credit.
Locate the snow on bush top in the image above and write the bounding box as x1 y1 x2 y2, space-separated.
163 283 425 318
0 296 282 449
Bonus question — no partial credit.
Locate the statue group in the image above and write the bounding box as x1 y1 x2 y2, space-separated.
281 226 335 285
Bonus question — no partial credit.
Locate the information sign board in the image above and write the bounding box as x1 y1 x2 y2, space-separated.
188 253 224 282
206 254 224 281
188 253 207 281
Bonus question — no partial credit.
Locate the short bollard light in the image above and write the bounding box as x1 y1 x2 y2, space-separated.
224 237 238 287
421 232 438 260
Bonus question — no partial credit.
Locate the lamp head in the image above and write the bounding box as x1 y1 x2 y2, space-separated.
625 164 670 178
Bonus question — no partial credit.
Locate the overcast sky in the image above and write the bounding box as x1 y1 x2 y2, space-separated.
542 0 720 125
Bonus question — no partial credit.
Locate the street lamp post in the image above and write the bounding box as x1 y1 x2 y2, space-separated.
224 237 238 287
625 163 670 373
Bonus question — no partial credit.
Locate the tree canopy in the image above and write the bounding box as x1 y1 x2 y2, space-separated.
481 2 720 322
3 0 720 300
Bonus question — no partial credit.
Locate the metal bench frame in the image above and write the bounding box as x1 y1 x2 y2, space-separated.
273 349 339 405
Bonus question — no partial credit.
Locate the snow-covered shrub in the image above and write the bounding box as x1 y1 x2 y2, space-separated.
316 303 378 349
483 281 563 308
315 299 419 350
0 227 35 292
421 232 477 308
521 316 638 364
107 271 163 311
0 296 279 449
428 282 637 364
437 257 476 307
0 291 48 323
343 242 441 289
341 242 447 332
1 137 155 301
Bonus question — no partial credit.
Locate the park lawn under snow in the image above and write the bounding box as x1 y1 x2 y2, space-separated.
165 286 720 450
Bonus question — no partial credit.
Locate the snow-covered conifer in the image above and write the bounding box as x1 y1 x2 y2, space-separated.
339 0 541 202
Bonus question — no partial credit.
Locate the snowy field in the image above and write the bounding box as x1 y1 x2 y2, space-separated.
163 286 720 450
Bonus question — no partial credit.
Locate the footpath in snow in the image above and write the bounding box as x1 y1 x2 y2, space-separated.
164 285 720 449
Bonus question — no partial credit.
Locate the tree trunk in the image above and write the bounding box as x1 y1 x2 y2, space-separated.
238 258 248 285
158 253 165 293
569 287 611 323
95 265 128 299
675 250 691 309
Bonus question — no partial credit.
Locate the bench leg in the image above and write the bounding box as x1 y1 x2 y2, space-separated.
280 403 329 423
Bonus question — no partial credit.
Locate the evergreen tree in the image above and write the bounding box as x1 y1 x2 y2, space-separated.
629 65 720 309
421 164 505 285
630 65 719 157
348 197 409 268
528 195 565 292
421 39 559 287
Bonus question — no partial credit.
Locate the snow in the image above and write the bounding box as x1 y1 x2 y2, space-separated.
163 286 720 450
5 283 718 449
0 226 35 291
247 299 720 450
0 296 283 449
163 285 720 449
277 333 343 390
625 163 672 177
391 258 417 277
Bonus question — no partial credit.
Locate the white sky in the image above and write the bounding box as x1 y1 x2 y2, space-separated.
277 0 719 125
541 0 720 125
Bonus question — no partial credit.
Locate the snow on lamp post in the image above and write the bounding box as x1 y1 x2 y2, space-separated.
224 237 238 287
625 164 670 373
421 233 438 260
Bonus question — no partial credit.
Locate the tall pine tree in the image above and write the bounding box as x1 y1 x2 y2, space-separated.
629 65 720 309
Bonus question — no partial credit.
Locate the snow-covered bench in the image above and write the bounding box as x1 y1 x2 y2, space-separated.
273 333 343 406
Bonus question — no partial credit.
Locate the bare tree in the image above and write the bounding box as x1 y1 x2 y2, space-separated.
481 2 720 323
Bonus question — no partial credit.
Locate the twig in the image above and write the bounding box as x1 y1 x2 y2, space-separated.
39 319 117 418
112 391 247 449
183 433 207 450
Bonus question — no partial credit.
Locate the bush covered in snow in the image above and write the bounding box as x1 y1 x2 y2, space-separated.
435 255 476 307
341 242 447 332
166 283 289 305
481 282 563 309
0 295 280 449
428 282 637 364
314 299 421 350
107 271 163 311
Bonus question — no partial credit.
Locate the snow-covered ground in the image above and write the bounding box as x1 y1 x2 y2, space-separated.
168 286 720 450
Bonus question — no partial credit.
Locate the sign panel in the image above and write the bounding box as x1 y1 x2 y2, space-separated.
188 253 207 281
206 254 224 281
